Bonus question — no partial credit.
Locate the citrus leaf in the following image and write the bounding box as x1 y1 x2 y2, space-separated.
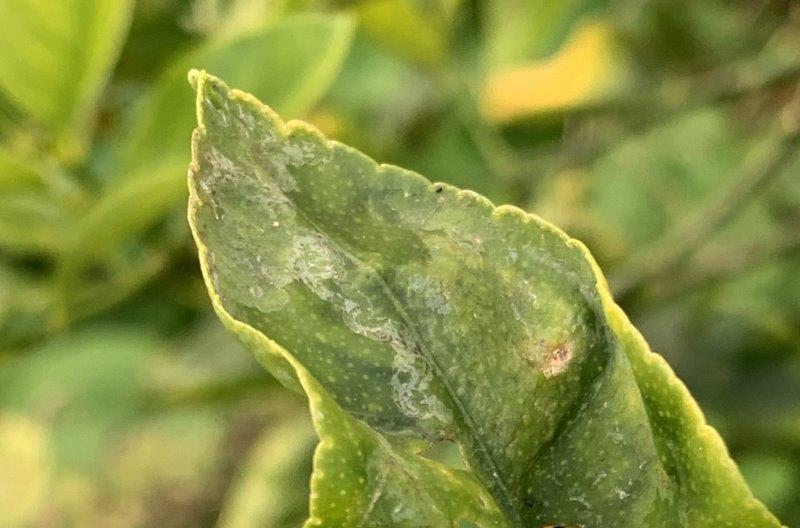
484 0 596 67
0 147 68 254
0 146 46 193
0 0 134 155
187 71 783 527
120 13 355 176
0 327 159 473
217 415 317 528
0 413 52 527
0 193 69 254
480 20 631 122
59 14 355 296
355 0 447 67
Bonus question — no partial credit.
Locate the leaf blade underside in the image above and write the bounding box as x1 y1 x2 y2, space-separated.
187 71 783 528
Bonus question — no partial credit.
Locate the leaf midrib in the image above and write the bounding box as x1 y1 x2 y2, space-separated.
234 139 522 526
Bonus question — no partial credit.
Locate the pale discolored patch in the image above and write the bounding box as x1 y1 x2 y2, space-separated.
540 344 573 378
518 340 574 378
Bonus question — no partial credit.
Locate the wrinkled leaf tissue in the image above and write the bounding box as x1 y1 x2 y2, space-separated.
187 70 783 528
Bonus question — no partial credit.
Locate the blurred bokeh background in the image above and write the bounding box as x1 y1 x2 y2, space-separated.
0 0 798 526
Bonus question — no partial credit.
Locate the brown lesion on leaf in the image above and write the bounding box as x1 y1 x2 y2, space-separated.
541 343 572 378
518 339 573 378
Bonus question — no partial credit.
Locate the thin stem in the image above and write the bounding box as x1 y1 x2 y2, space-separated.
438 68 519 184
515 41 800 181
649 225 800 301
611 124 800 299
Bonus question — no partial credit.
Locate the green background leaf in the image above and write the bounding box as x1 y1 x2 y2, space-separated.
120 13 355 175
58 13 356 306
0 0 134 156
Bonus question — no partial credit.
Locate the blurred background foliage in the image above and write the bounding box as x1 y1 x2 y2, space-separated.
0 0 798 526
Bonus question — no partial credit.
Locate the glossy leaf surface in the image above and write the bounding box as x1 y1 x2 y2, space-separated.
120 13 354 175
61 14 355 282
0 0 133 150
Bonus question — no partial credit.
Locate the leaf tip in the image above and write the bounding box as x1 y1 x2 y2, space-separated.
188 69 231 131
187 68 205 90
